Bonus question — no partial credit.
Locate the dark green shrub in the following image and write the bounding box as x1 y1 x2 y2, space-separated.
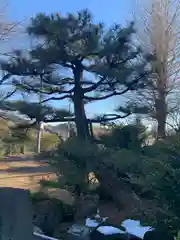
39 180 60 188
100 124 148 150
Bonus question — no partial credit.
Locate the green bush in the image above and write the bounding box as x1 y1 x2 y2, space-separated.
100 124 148 150
110 135 180 233
39 180 60 188
0 126 60 156
47 130 180 234
40 133 60 151
142 134 180 168
51 137 101 196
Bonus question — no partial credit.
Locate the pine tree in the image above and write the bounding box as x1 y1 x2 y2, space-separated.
1 10 151 139
1 101 71 124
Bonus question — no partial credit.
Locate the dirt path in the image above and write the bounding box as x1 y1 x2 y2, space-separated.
0 155 74 205
0 155 56 192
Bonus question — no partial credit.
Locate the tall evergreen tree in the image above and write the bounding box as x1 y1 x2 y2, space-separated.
1 10 151 139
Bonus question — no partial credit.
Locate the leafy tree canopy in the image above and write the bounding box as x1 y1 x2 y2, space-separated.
1 9 152 138
50 128 180 234
1 101 72 124
99 123 148 150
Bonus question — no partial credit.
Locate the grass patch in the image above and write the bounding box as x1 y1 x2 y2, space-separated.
39 179 60 188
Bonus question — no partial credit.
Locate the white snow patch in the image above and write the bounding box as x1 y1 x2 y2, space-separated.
97 226 125 235
86 218 99 227
85 216 152 238
67 224 87 235
122 219 152 239
85 216 108 228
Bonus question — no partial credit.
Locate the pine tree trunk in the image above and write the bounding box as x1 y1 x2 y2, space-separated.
73 95 90 140
73 65 90 140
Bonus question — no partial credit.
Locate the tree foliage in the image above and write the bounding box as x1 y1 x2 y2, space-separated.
40 132 60 151
1 100 72 124
0 117 61 155
1 10 152 139
49 125 180 234
0 5 180 235
51 137 100 196
99 123 148 150
2 125 33 154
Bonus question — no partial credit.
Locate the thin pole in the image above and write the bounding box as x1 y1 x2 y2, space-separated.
36 75 43 153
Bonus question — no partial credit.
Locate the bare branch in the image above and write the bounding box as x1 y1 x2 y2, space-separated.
83 76 106 93
84 88 129 101
43 117 75 123
15 80 74 96
91 113 131 123
132 0 180 137
0 73 12 85
0 88 16 101
41 94 71 103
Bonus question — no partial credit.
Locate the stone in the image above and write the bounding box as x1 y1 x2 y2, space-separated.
0 187 33 240
33 199 64 237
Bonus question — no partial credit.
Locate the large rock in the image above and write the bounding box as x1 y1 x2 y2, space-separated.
0 187 33 240
33 199 63 236
32 195 74 237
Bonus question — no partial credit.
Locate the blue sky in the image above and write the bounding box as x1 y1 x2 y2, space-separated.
7 0 135 118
